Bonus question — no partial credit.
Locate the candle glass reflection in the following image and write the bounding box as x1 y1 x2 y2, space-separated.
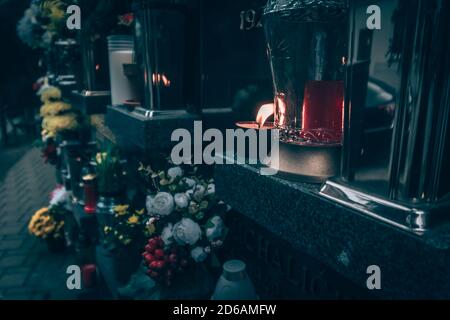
82 171 97 215
263 0 348 145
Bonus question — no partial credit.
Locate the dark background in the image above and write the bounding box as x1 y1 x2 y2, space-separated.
0 0 41 142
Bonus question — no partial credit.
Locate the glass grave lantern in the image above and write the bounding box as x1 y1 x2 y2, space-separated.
262 0 349 182
79 34 110 92
51 39 80 93
107 35 140 107
320 0 450 233
132 0 201 114
200 0 272 116
69 33 112 115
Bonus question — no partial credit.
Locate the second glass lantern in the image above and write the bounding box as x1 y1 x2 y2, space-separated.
132 0 201 112
263 0 348 181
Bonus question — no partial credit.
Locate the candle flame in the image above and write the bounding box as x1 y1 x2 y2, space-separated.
256 103 274 128
152 73 171 87
276 94 286 127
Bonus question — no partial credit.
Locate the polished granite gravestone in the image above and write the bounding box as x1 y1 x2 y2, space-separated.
69 91 111 115
105 105 238 154
105 105 200 153
215 162 450 299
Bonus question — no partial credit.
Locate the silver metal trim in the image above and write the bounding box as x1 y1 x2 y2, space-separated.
319 179 450 234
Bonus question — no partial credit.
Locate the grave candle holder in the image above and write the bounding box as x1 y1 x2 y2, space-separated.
132 0 201 112
82 170 98 215
320 0 450 233
107 35 140 106
69 34 111 115
262 0 348 182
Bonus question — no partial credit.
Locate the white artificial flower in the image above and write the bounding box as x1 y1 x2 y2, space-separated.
174 193 189 209
146 217 157 227
50 186 68 208
173 218 202 246
161 223 174 246
193 185 206 202
146 192 175 216
167 167 183 181
206 216 225 241
206 183 215 196
182 177 196 188
188 201 200 215
185 189 194 200
191 247 208 263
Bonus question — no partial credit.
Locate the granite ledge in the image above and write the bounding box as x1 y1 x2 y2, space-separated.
214 162 450 299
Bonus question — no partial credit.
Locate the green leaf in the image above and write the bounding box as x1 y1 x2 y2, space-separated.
205 220 215 229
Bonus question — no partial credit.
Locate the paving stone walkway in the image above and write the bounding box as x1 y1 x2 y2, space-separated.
0 147 78 300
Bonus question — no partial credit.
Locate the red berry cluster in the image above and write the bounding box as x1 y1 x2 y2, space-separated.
142 236 189 286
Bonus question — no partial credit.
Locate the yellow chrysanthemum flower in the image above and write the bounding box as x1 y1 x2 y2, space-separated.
127 215 139 225
28 207 63 239
96 152 108 164
146 223 156 235
135 209 145 216
42 113 80 133
40 86 61 103
40 101 72 117
114 205 129 216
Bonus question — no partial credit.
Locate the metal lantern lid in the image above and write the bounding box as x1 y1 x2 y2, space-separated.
264 0 348 22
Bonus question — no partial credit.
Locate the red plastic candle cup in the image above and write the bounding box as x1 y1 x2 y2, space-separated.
82 174 97 215
82 264 97 288
302 80 344 144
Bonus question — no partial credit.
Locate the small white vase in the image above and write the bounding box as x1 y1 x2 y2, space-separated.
211 260 258 300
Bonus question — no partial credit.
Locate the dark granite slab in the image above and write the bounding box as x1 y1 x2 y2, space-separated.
105 105 200 153
69 91 111 115
214 162 450 299
105 106 242 155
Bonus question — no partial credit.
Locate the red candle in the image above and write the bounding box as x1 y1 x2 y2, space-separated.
83 174 97 215
302 80 344 144
82 264 97 288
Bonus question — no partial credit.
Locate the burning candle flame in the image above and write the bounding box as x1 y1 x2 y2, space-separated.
256 103 274 128
152 73 171 87
276 94 286 127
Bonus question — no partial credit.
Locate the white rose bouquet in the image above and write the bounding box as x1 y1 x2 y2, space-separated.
138 162 229 286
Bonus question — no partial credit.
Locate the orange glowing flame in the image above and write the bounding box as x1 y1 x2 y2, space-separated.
256 103 274 128
276 94 286 126
152 73 171 87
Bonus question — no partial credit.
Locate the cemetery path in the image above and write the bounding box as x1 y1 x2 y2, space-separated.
0 146 78 300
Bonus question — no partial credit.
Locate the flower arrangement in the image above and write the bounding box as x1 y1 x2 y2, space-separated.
95 148 125 196
17 2 49 49
42 113 80 134
40 0 67 32
40 85 62 103
28 207 65 240
40 101 73 117
49 185 69 209
29 185 70 252
138 163 228 286
37 85 81 140
102 205 149 254
17 0 68 49
118 13 134 27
